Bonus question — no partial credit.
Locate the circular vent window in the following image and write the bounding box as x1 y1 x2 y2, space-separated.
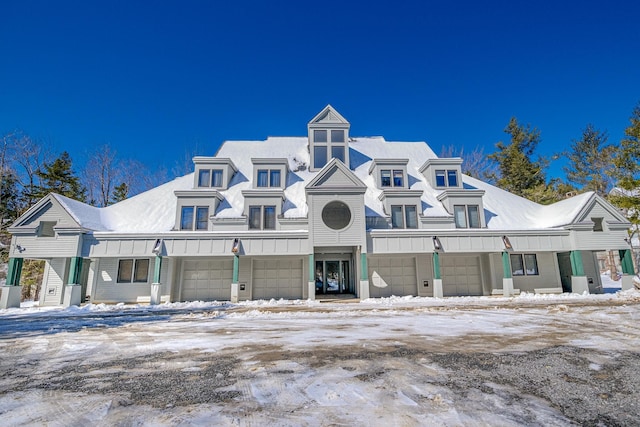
322 201 351 230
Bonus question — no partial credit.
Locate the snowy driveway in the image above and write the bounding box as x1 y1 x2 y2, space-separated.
1 292 639 426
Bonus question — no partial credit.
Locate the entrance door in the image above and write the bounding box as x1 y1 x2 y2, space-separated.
557 252 572 293
315 260 352 295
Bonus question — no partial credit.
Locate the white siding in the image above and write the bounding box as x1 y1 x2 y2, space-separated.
41 259 67 306
93 257 162 303
310 194 366 247
368 256 417 298
13 234 81 259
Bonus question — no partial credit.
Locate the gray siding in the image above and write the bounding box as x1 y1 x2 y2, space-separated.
310 194 366 247
93 257 166 303
14 234 81 259
41 258 67 306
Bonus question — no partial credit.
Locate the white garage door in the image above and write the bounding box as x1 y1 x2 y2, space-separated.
441 255 483 296
368 257 417 298
181 259 233 301
253 258 304 300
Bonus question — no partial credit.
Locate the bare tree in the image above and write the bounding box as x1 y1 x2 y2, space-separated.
83 144 118 206
440 145 497 184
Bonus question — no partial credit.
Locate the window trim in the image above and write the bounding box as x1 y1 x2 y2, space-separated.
256 169 282 188
453 204 481 229
391 204 418 229
510 254 539 276
180 205 209 230
117 258 150 284
435 169 459 188
248 205 277 230
312 128 347 169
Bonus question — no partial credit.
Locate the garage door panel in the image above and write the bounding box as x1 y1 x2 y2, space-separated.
182 259 233 301
368 257 417 298
253 258 303 300
442 256 482 296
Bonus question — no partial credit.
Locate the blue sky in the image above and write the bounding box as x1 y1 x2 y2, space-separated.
1 1 639 181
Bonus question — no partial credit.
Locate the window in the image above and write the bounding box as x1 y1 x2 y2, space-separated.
322 201 351 230
257 169 281 187
117 259 149 283
198 169 210 187
314 146 327 169
435 169 459 187
331 129 344 143
391 205 418 229
38 221 56 237
312 128 347 169
212 169 223 187
393 170 404 187
381 170 391 187
181 206 208 230
510 254 539 276
592 217 604 232
453 204 481 228
314 129 327 143
331 146 345 163
381 169 404 188
249 205 276 230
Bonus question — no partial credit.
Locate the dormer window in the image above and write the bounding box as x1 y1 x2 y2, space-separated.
257 169 281 188
308 105 350 171
192 157 237 190
435 169 458 188
198 169 224 188
381 170 405 187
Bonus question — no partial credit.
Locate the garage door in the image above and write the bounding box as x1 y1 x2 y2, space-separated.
253 258 304 300
181 259 233 301
368 257 417 298
441 255 482 296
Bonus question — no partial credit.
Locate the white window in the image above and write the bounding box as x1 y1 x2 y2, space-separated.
256 169 281 188
313 129 347 169
249 206 276 230
391 205 418 229
198 169 224 188
454 204 481 228
117 259 149 283
510 254 539 276
211 170 223 187
181 206 209 230
435 169 459 188
381 169 404 188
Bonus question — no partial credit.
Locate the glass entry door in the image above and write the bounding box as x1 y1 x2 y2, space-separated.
315 260 352 295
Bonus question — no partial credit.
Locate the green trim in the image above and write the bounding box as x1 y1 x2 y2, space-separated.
360 253 368 281
232 255 239 283
7 258 23 286
570 250 585 276
502 251 512 279
433 252 441 280
620 249 635 275
153 255 163 283
68 257 83 285
309 254 314 282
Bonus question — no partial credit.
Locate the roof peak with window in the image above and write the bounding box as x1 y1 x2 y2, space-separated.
308 105 351 172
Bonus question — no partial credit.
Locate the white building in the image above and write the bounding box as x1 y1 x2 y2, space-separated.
1 106 636 308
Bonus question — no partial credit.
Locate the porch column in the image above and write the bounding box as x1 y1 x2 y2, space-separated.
432 252 443 298
619 249 636 291
1 257 23 309
150 255 163 305
570 250 589 294
501 251 514 297
230 254 239 303
359 252 370 300
63 257 83 307
308 254 315 301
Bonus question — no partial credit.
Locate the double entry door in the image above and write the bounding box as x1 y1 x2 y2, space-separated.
315 256 353 295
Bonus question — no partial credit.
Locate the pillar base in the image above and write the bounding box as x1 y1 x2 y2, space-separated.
0 286 21 309
571 276 590 294
308 281 316 301
359 280 370 300
63 284 82 308
502 278 514 297
621 275 636 291
150 283 162 305
433 279 443 298
230 282 239 303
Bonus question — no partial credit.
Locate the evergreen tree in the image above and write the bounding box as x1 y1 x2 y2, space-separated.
564 124 615 197
610 103 640 254
111 182 129 204
0 167 20 228
35 151 86 201
488 117 547 198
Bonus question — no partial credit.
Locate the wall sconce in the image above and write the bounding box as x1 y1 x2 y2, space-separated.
232 238 241 254
502 235 513 250
432 236 442 252
624 237 632 246
151 239 163 256
15 244 26 253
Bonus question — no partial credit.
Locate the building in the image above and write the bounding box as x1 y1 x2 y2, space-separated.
1 106 636 308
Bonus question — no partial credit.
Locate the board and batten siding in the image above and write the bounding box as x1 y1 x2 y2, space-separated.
92 257 168 303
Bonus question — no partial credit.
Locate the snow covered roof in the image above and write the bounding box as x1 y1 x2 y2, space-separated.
47 136 600 233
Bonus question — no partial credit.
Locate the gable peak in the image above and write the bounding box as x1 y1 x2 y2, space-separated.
308 105 349 126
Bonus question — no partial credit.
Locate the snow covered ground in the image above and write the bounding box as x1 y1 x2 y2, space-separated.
1 291 640 426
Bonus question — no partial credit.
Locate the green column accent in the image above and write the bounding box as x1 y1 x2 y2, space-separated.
620 249 635 275
570 250 585 276
308 254 315 282
361 253 368 281
153 255 163 283
232 255 239 283
433 252 441 280
68 257 83 285
6 258 23 286
502 251 512 279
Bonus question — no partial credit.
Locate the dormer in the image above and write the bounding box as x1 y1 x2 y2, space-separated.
419 157 463 190
252 158 289 190
193 157 237 190
308 105 350 171
368 159 410 190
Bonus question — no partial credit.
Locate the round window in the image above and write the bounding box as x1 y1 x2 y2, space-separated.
322 201 351 230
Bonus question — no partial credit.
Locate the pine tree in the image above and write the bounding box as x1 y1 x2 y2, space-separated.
0 167 20 228
564 124 615 197
111 182 129 204
35 151 86 201
488 117 547 198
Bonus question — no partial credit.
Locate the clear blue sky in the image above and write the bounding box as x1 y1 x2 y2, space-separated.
1 1 639 180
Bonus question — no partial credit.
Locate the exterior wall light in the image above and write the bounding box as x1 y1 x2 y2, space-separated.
152 239 163 256
624 237 632 246
232 238 241 254
15 244 26 253
432 236 442 251
502 235 513 250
